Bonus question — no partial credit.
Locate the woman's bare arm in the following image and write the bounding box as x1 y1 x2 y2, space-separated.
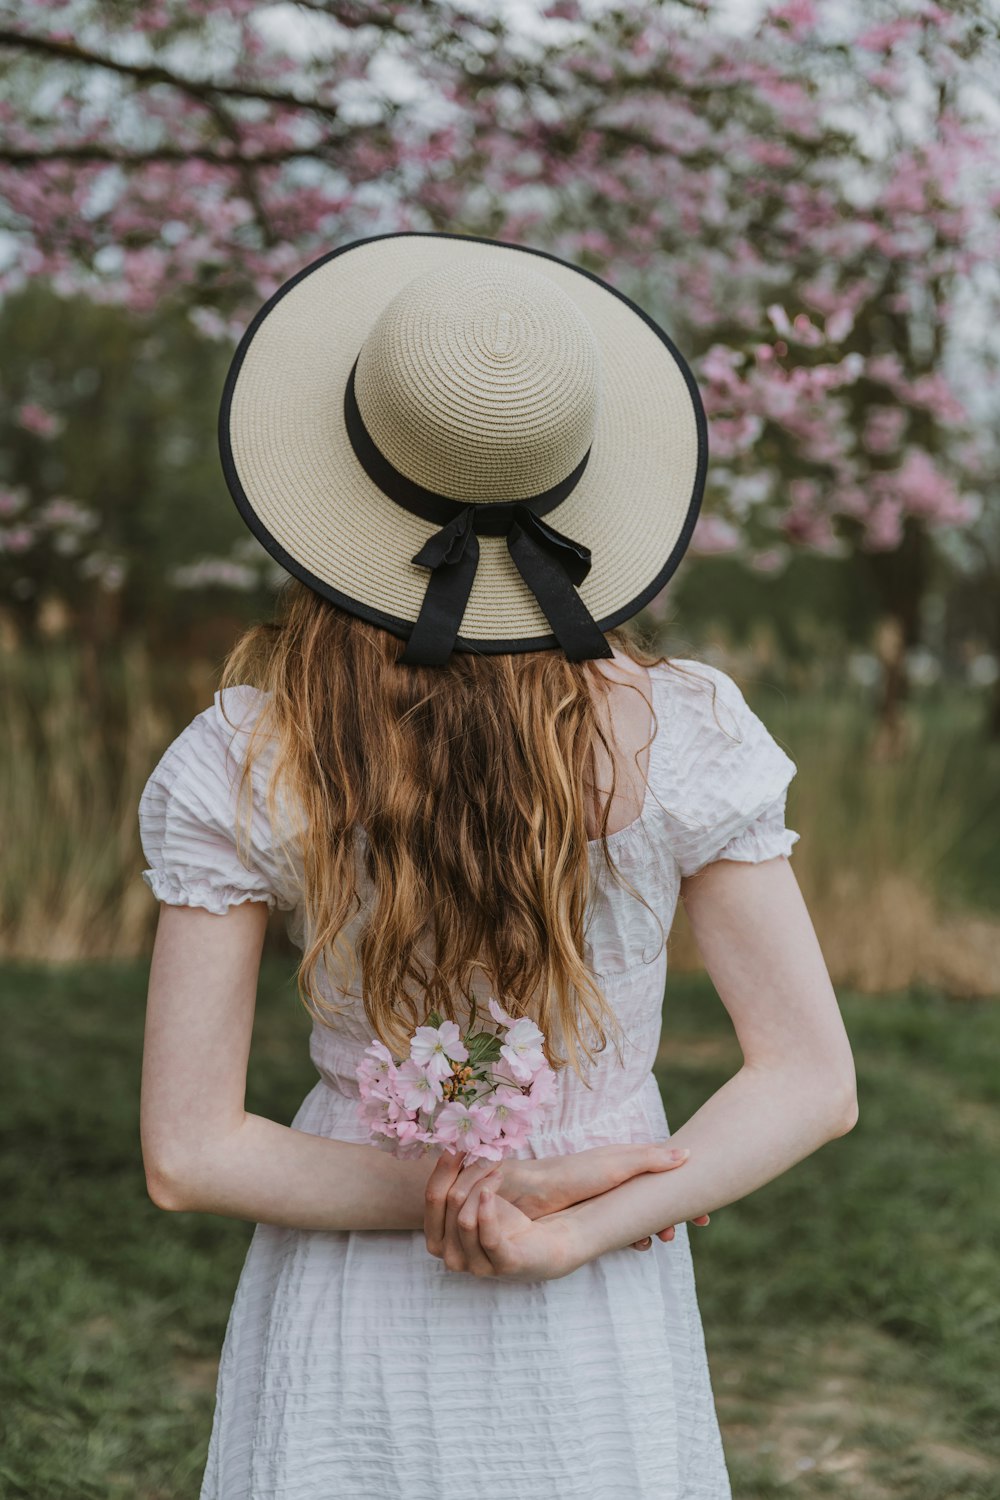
140 901 441 1229
553 855 858 1262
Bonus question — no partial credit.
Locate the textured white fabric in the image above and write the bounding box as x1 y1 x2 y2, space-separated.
137 658 798 1500
138 684 300 917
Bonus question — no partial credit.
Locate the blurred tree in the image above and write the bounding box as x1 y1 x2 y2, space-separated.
935 431 1000 739
1 280 923 692
1 0 997 735
0 282 281 653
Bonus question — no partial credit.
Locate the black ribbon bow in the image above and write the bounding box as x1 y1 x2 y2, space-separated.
344 355 613 667
402 500 610 667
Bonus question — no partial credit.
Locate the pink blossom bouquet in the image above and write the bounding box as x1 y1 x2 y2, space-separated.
356 997 557 1164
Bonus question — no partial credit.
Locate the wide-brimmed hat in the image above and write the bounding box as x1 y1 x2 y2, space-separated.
219 230 707 667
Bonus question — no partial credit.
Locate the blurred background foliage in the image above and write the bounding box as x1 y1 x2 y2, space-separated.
0 2 998 968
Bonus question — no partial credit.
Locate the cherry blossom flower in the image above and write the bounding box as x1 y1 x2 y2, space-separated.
487 997 517 1027
15 403 62 438
434 1102 485 1150
527 1065 558 1110
410 1020 468 1080
499 1017 547 1083
476 1085 536 1147
356 1005 557 1164
357 1039 394 1097
395 1058 445 1113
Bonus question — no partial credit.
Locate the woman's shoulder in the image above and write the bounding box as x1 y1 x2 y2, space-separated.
208 681 272 743
153 683 272 777
137 684 297 914
647 656 783 749
644 656 799 875
651 654 749 715
138 684 278 844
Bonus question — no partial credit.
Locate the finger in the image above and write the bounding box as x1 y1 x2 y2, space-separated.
612 1143 691 1189
455 1172 501 1277
442 1159 502 1271
652 1213 710 1245
476 1185 512 1275
630 1236 654 1251
424 1149 465 1258
648 1144 691 1173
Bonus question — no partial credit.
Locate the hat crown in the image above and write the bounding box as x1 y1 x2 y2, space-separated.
353 261 602 503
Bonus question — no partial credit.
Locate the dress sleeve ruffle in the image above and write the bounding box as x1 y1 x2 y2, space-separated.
655 660 800 878
138 685 297 916
713 786 800 866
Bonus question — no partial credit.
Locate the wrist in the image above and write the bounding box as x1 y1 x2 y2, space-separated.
555 1195 614 1264
545 1200 601 1276
390 1149 439 1230
496 1156 556 1219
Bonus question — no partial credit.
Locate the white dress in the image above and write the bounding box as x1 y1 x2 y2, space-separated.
138 657 798 1500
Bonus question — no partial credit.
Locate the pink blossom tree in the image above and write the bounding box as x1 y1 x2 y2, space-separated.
1 0 996 734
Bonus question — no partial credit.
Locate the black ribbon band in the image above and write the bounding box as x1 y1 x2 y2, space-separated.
344 355 613 666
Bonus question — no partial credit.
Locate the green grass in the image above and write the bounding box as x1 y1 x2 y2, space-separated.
0 959 312 1500
659 977 1000 1497
1 959 998 1498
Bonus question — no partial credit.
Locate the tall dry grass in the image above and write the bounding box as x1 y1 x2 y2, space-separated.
2 645 998 992
0 640 196 960
669 689 1000 995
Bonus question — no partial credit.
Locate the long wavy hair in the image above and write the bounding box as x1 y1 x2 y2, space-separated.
219 580 671 1079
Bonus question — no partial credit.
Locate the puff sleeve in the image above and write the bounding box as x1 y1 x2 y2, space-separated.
138 686 296 915
657 659 800 878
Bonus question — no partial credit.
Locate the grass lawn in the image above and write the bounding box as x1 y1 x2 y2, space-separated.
1 957 998 1499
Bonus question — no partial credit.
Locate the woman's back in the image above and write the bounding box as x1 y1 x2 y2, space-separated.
139 653 797 979
138 651 800 1499
139 650 799 1154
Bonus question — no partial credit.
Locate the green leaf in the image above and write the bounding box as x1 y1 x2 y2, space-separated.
466 1031 503 1065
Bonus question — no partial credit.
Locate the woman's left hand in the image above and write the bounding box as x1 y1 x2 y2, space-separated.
629 1212 711 1252
424 1149 579 1281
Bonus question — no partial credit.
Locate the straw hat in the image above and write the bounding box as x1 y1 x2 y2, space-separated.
219 230 707 666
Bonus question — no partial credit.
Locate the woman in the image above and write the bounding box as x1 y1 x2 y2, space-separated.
139 232 857 1499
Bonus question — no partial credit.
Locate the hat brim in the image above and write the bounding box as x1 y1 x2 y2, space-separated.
219 231 707 653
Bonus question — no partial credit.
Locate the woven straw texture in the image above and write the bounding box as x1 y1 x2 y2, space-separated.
226 236 702 642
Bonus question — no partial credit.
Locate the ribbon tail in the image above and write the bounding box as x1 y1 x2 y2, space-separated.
507 514 613 662
519 511 594 585
400 511 480 666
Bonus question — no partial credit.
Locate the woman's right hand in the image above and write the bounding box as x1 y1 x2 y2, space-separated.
496 1142 691 1220
423 1145 710 1273
497 1144 710 1253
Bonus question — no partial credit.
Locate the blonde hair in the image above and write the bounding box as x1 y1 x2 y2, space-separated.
219 580 670 1079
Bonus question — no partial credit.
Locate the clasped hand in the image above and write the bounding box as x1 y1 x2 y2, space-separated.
423 1143 710 1282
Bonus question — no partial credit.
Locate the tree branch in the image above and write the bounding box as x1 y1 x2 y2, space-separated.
198 93 278 249
0 145 328 165
0 26 339 117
